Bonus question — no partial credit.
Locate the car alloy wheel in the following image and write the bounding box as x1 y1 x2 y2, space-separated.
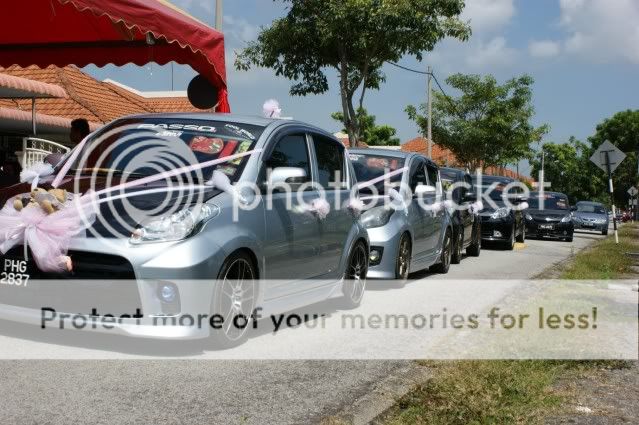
467 225 481 257
211 253 257 347
342 241 368 308
451 230 463 264
396 233 411 281
432 229 452 274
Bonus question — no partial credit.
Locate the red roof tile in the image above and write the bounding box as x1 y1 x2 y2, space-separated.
0 65 200 126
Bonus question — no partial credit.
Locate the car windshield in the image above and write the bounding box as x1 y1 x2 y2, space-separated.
57 118 264 182
528 194 569 210
577 203 606 214
439 169 458 191
472 177 517 200
349 153 405 194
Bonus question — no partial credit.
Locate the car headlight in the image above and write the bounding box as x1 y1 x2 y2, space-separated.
360 206 395 229
561 214 572 223
130 204 219 244
490 207 510 219
525 213 533 221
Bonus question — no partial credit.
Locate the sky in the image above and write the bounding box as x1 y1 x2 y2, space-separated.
85 0 639 174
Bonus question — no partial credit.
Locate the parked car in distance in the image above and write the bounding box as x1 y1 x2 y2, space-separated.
525 192 574 242
439 167 481 262
350 149 453 281
572 201 608 235
0 113 370 346
472 175 527 250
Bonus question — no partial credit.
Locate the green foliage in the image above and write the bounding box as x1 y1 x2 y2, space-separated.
331 108 400 146
530 138 607 204
406 73 549 170
235 0 470 147
588 110 639 206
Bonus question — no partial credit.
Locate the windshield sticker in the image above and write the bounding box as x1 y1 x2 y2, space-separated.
225 124 256 140
156 130 183 138
189 136 224 155
137 123 217 133
231 141 251 165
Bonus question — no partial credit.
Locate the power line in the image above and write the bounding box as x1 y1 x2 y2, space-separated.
386 61 431 75
386 61 457 111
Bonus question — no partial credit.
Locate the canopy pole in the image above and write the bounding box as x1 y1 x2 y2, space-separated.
31 97 36 136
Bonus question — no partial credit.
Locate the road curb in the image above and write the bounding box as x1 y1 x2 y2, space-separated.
322 362 432 425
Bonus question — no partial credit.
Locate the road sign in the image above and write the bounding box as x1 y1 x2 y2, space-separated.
628 186 638 197
590 140 626 173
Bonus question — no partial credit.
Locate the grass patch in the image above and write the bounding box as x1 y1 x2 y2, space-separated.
560 224 639 279
380 225 638 425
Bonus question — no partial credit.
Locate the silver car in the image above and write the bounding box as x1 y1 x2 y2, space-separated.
0 114 369 346
350 149 453 280
572 201 609 235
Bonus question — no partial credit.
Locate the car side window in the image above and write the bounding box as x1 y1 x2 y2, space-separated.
312 135 347 189
426 164 439 187
410 161 427 191
265 134 311 177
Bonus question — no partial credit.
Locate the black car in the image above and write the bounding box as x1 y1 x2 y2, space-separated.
524 192 574 242
440 167 481 263
472 175 527 250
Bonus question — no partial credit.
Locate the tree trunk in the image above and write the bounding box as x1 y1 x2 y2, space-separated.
337 46 359 148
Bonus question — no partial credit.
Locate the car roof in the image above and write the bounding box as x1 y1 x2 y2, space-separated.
529 191 568 198
576 200 604 206
349 148 437 167
472 174 516 183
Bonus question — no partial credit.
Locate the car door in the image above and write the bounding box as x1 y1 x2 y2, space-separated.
308 133 353 280
407 157 430 261
262 132 322 297
426 163 444 258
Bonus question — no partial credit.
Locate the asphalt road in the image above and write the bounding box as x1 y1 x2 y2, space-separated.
0 229 607 425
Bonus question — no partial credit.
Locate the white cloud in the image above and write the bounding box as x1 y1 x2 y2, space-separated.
529 40 561 58
223 15 260 44
558 0 639 64
466 36 518 68
462 0 516 33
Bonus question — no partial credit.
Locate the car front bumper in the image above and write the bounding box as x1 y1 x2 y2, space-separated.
480 217 515 241
526 221 574 239
364 220 405 280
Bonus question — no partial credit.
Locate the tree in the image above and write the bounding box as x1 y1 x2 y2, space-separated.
406 73 549 170
331 108 400 146
588 110 639 206
529 138 607 204
235 0 470 147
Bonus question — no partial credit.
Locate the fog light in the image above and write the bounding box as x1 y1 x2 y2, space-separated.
370 250 381 263
494 230 502 238
158 283 177 303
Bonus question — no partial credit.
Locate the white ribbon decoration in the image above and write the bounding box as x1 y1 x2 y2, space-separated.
20 162 54 191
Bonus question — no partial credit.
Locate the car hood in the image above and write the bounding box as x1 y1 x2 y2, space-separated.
0 174 222 238
573 212 607 221
527 209 570 220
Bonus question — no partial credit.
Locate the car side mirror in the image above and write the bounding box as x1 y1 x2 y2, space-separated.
511 195 527 204
267 167 308 189
463 192 477 202
570 206 577 211
414 184 437 198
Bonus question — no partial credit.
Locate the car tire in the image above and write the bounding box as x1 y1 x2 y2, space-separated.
210 251 258 349
395 233 412 283
565 233 574 242
340 240 368 309
503 225 515 250
467 225 481 257
431 228 452 274
602 229 608 236
516 223 525 243
451 229 463 264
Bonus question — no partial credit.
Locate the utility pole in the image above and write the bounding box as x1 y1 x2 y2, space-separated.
605 151 619 244
427 65 432 159
215 0 223 31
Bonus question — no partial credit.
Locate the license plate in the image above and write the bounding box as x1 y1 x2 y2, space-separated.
1 258 31 288
540 224 554 230
582 222 594 227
